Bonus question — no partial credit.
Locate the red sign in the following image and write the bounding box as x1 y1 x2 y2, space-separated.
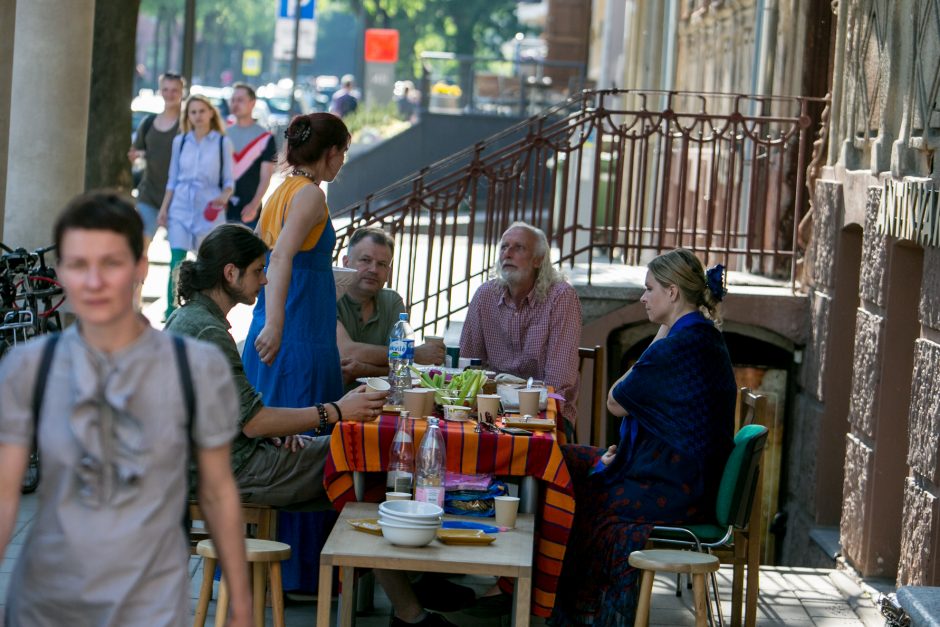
364 29 399 63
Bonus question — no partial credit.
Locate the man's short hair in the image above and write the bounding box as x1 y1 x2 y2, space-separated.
54 191 144 261
348 227 395 256
159 71 188 89
232 82 256 100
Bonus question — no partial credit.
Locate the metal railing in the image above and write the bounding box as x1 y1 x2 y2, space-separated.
331 89 825 335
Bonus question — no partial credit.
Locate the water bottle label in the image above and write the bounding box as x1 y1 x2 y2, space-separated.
388 339 414 360
415 486 444 506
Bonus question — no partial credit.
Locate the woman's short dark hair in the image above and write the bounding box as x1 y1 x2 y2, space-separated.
54 191 144 261
283 112 350 168
176 224 269 304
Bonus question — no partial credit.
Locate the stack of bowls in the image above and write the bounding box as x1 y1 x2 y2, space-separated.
377 500 443 547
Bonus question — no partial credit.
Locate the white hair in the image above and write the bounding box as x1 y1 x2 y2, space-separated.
494 221 566 301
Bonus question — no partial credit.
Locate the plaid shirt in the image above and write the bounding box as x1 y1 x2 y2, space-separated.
460 279 582 425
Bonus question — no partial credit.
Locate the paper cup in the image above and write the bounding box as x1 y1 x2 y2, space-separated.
385 492 411 501
517 388 541 417
419 388 436 416
494 495 520 528
366 377 391 394
476 394 501 423
403 388 426 416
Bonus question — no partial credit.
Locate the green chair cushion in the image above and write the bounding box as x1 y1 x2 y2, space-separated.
652 523 728 544
715 424 767 527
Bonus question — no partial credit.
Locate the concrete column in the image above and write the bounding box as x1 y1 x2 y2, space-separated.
898 247 940 586
2 0 96 250
0 0 17 239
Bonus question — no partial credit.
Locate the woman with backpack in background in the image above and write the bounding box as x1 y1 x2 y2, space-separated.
157 93 234 321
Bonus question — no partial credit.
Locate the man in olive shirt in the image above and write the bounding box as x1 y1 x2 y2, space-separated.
165 225 386 508
336 227 445 387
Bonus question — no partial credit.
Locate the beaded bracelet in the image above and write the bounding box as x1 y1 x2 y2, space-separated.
315 403 329 436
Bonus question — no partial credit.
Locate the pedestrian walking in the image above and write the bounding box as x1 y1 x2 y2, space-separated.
226 83 276 230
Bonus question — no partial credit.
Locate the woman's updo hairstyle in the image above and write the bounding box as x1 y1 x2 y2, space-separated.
648 248 727 325
283 112 350 168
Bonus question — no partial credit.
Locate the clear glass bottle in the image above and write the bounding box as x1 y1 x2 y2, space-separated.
387 313 415 406
386 412 414 493
414 417 446 506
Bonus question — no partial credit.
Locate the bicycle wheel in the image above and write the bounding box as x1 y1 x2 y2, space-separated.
21 446 39 494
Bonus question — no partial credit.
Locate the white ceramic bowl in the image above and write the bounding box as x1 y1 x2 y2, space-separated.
379 511 442 527
379 499 443 521
378 519 439 547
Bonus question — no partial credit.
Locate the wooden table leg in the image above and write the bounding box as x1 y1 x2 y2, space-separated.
253 562 265 627
511 574 532 627
269 563 286 627
692 573 708 627
316 563 333 627
339 566 356 627
214 578 229 627
634 570 654 627
193 557 215 627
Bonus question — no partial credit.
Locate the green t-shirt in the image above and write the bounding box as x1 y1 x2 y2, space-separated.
164 293 263 473
336 288 406 347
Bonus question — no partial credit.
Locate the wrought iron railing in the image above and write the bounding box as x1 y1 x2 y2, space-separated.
331 89 826 335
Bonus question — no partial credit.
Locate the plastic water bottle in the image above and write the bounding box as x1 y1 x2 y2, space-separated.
414 417 446 506
387 312 415 406
386 413 414 493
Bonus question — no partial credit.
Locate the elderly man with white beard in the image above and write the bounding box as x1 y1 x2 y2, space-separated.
460 222 582 436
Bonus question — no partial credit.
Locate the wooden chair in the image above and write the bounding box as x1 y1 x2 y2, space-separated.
188 501 277 553
649 388 770 627
195 538 291 627
630 549 720 627
577 345 606 446
188 502 279 627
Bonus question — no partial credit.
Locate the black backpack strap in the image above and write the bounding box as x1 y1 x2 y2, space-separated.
140 113 157 145
32 334 60 430
171 335 196 532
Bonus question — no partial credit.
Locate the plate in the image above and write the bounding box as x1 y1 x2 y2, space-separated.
348 518 383 535
436 528 497 545
503 417 556 432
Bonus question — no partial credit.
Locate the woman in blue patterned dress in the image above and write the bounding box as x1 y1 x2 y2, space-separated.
551 249 737 626
242 113 351 593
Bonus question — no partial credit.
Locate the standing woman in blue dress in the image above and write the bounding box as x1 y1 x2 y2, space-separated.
157 94 234 320
241 112 350 593
551 249 737 626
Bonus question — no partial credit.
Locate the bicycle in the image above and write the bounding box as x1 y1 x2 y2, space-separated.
0 243 65 493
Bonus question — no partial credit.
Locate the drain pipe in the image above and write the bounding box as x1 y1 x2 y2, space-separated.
755 0 779 101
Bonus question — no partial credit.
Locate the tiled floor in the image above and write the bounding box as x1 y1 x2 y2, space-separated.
3 490 883 626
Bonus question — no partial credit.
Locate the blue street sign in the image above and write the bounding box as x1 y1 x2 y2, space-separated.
278 0 314 20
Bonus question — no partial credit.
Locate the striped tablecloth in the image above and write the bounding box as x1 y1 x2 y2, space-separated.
323 409 575 618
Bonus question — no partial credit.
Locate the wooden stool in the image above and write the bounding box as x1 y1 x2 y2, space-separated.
629 549 720 627
194 538 291 627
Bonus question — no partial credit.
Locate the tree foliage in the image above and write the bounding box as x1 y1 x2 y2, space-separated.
323 0 521 77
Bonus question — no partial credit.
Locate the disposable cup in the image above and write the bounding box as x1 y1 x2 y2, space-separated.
419 388 436 416
403 388 426 416
517 388 541 418
366 377 391 394
385 492 411 502
476 394 501 423
494 495 520 528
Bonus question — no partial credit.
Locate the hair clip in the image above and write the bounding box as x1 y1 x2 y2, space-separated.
284 125 311 145
706 264 727 302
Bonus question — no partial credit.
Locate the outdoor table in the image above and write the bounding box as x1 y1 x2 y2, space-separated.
323 407 575 618
317 502 536 627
